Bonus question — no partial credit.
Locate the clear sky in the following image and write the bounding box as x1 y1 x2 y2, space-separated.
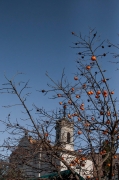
0 0 119 150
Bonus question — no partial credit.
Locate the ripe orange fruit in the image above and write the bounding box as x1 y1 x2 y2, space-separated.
57 94 61 97
86 65 91 70
107 111 111 116
63 105 66 109
87 91 91 95
80 106 84 110
103 130 108 135
84 123 90 127
74 157 79 163
102 150 106 154
71 87 75 92
81 157 86 161
73 113 77 116
103 90 107 94
102 79 106 82
111 91 114 94
91 55 96 61
95 95 100 98
90 91 94 95
74 159 78 163
100 151 103 155
104 94 108 97
82 84 86 89
68 100 72 104
76 95 80 98
78 131 82 135
80 103 84 110
78 117 81 121
45 133 48 137
106 120 110 124
96 90 101 95
103 90 108 97
74 76 78 80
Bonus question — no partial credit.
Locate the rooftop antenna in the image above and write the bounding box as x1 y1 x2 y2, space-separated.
59 109 61 118
25 130 28 136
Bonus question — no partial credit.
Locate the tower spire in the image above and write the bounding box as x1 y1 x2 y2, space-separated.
63 103 66 118
55 103 74 150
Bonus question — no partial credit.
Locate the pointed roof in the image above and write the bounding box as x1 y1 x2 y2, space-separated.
56 117 74 127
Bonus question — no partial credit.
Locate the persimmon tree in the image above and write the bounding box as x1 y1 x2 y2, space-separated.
38 29 119 180
0 29 119 180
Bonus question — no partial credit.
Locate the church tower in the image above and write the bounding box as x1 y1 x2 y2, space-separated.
55 105 74 151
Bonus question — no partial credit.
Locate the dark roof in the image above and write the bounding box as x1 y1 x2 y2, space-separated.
39 169 85 180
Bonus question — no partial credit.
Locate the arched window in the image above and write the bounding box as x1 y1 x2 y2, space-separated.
56 133 59 141
67 132 70 143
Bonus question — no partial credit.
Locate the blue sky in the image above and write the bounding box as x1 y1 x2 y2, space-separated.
0 0 119 149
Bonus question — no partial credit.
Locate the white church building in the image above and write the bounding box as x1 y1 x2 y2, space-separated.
10 116 93 179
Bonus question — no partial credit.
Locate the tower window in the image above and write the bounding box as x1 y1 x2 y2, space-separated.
67 132 70 143
56 133 59 141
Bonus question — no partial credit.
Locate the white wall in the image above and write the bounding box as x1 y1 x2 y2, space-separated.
59 153 93 179
80 160 93 178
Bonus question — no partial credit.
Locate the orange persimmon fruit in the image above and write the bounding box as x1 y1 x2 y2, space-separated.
57 94 61 97
76 95 80 98
74 76 78 80
86 65 91 70
91 55 96 61
96 90 101 95
111 91 114 94
78 131 82 135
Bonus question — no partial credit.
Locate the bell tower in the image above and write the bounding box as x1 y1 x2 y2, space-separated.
55 105 74 151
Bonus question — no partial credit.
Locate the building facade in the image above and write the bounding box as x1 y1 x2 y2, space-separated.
9 117 93 179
